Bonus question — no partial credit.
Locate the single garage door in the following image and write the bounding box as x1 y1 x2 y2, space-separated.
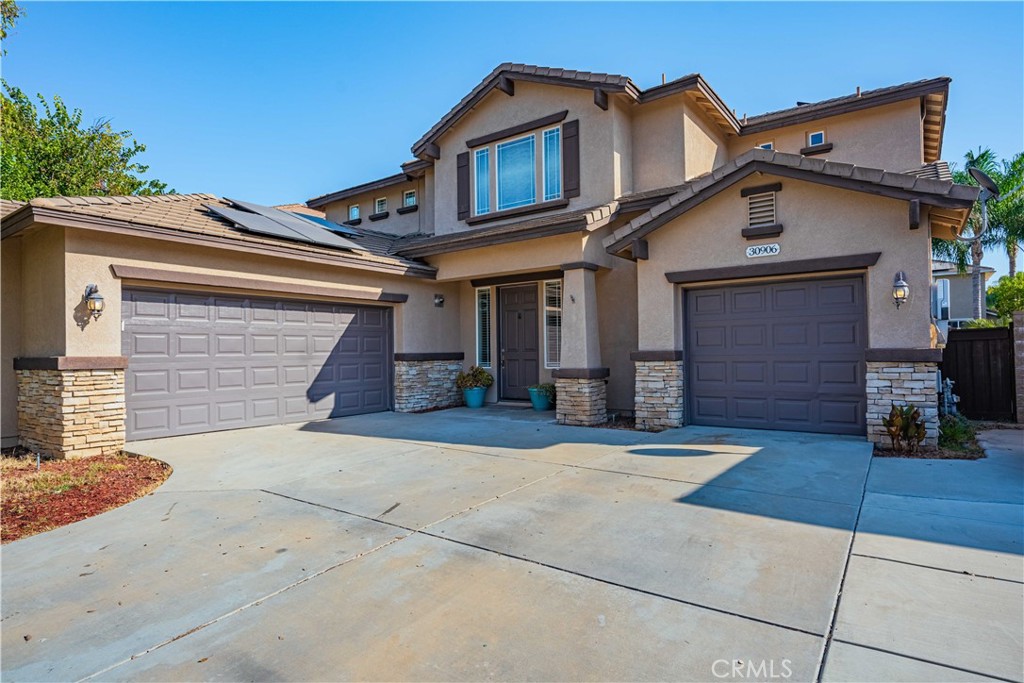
687 276 866 435
123 289 392 440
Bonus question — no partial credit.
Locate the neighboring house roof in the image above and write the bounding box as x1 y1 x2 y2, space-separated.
931 259 995 276
905 161 954 182
604 148 979 256
394 201 621 258
307 173 410 209
1 193 435 278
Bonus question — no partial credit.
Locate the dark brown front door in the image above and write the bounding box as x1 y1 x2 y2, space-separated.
499 285 540 400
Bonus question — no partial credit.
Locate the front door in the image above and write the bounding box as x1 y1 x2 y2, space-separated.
499 285 540 400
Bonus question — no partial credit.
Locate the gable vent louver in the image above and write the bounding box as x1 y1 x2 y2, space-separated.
747 192 776 227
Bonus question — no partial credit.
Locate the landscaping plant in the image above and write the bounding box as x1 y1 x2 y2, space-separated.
938 413 976 451
455 365 493 390
527 383 556 403
882 404 927 454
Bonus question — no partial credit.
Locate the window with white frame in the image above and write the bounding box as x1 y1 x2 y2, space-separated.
476 288 492 368
757 141 774 151
807 130 826 146
348 204 360 221
374 197 387 213
403 190 417 207
474 148 490 215
496 135 536 210
543 128 561 201
543 280 562 368
473 126 562 216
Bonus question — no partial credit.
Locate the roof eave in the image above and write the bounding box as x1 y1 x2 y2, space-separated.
306 172 411 209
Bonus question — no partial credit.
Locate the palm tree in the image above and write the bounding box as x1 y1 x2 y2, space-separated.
949 148 1000 319
989 152 1024 277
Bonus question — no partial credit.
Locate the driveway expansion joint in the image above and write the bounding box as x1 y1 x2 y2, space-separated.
850 552 1024 585
830 639 1023 683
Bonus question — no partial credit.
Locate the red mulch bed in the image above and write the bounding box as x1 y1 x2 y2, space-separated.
1 451 171 543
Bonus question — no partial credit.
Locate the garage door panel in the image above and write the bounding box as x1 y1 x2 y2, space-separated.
688 277 866 435
124 290 392 439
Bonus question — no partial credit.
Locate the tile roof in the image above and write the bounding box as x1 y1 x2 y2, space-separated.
904 161 954 182
742 78 950 132
604 148 978 254
273 203 326 218
7 193 434 277
307 173 411 208
394 201 621 258
1 199 26 219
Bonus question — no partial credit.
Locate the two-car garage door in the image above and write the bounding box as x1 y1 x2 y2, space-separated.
687 276 867 435
123 289 392 440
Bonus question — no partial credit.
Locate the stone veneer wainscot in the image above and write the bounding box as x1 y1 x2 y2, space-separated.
393 355 464 412
633 354 685 431
15 361 126 459
554 372 608 426
865 360 939 447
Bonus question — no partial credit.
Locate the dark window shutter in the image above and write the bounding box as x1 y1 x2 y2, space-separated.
562 119 580 199
457 152 470 220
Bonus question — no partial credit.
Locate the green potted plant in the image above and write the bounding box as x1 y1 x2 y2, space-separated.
455 365 493 409
527 383 556 411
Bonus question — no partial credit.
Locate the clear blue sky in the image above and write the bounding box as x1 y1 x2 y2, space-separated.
5 1 1023 274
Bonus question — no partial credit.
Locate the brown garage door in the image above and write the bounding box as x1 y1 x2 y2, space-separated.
123 289 392 440
687 276 866 435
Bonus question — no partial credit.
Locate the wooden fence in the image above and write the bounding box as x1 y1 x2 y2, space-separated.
941 327 1016 421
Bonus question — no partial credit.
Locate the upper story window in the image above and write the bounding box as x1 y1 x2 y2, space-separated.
496 135 536 211
473 126 562 216
403 190 417 207
757 141 774 151
807 130 826 147
374 197 387 214
348 204 360 221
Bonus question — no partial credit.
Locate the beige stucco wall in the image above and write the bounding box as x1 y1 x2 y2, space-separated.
631 98 685 193
611 99 634 197
729 100 924 172
17 226 66 357
429 233 584 282
596 260 637 412
683 104 729 180
939 271 994 321
322 175 429 236
1 236 23 443
432 81 620 235
636 175 933 351
59 228 461 358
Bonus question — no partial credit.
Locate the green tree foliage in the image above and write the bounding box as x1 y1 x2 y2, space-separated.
1 81 172 200
987 273 1024 320
1 0 23 52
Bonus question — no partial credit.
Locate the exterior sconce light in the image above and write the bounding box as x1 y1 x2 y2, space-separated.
84 284 105 319
892 272 909 309
433 294 445 308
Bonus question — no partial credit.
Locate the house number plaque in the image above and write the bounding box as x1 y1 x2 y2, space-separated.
746 243 781 258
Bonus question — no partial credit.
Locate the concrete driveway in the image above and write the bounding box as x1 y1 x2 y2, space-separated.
1 409 1020 682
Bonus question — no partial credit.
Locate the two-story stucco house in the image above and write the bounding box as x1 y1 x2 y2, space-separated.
1 63 978 458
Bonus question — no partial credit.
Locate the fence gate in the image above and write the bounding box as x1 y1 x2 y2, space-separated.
942 327 1016 421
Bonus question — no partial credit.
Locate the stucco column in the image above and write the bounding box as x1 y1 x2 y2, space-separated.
554 265 607 426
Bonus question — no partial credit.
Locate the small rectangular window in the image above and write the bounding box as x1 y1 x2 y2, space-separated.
476 288 492 368
474 148 490 215
403 190 417 207
348 204 359 221
543 128 562 201
497 135 536 211
374 197 387 213
757 141 774 151
544 280 562 369
808 131 825 146
748 192 776 227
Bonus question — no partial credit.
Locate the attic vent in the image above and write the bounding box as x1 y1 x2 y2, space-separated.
747 192 776 227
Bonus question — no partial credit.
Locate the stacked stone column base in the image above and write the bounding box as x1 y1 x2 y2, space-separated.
393 359 463 412
555 377 607 426
634 359 685 430
866 361 939 447
16 368 126 459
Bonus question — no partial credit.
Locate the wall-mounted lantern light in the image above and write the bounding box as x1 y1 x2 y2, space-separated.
433 294 445 308
84 284 105 319
892 272 909 309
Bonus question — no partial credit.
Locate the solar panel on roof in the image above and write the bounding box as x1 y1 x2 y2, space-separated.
206 204 316 243
224 198 363 250
289 211 360 236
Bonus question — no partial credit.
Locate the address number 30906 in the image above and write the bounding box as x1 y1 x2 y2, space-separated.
745 243 781 258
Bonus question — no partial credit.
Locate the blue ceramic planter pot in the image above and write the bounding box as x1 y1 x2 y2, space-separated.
463 387 487 409
527 388 552 411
